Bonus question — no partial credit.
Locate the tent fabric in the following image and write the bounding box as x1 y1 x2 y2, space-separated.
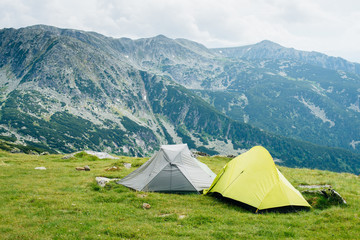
203 146 310 211
118 144 216 193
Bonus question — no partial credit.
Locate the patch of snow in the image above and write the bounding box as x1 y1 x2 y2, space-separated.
338 89 346 94
239 94 248 106
338 70 348 79
278 71 287 77
311 83 326 96
350 140 360 150
259 61 266 68
243 114 249 123
348 103 360 112
228 94 248 110
348 95 360 112
326 86 334 93
266 72 276 76
295 96 335 128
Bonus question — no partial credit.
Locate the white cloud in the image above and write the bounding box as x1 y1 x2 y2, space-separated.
0 0 360 62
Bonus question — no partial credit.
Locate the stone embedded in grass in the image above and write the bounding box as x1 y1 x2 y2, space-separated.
95 177 120 187
62 154 74 159
137 194 148 198
142 203 151 209
75 165 90 171
322 189 347 204
299 184 332 189
123 163 131 169
299 184 347 207
192 151 209 157
158 213 172 217
35 167 46 170
28 150 39 155
105 166 119 171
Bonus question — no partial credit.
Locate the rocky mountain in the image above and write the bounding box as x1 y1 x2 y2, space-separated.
212 40 360 75
130 37 360 154
192 60 360 154
0 25 360 174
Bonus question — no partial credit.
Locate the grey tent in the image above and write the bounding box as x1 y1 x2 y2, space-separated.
118 144 216 193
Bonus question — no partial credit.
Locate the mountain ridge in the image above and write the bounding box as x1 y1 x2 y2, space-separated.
0 25 359 174
212 40 360 75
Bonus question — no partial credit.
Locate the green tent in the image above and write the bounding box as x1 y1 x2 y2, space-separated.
204 146 310 211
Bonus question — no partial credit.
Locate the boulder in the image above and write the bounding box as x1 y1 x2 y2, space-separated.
321 189 347 204
192 151 209 157
142 203 151 209
95 177 120 187
10 147 22 153
28 150 39 155
105 166 120 171
123 163 131 169
62 154 74 159
299 184 347 205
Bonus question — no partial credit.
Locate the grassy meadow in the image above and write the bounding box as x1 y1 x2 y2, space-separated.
0 151 359 239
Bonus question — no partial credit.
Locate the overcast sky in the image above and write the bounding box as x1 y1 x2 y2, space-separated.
1 0 360 62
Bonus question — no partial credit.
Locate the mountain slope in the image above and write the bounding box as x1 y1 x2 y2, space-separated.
0 25 360 174
128 37 360 153
192 59 360 153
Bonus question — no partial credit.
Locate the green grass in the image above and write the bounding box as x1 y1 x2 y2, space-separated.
0 151 359 239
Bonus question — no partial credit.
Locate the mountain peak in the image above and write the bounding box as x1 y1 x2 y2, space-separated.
153 34 170 40
255 40 283 48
